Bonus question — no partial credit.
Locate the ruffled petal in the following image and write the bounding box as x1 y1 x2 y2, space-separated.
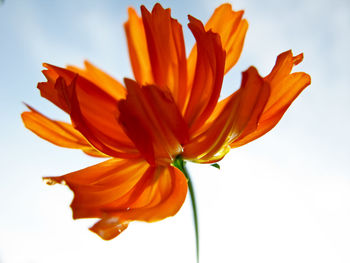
140 4 188 110
124 7 154 85
183 67 269 162
230 50 311 147
89 217 129 240
104 165 187 222
118 79 189 166
44 158 150 218
37 70 72 114
66 61 126 100
21 105 106 157
39 64 139 158
205 4 248 74
186 4 248 93
184 16 226 133
45 159 187 240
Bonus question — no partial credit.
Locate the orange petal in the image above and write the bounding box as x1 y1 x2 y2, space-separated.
140 4 188 110
124 7 154 85
183 67 269 162
186 4 248 94
90 165 187 240
184 16 226 133
205 4 248 74
67 61 126 100
103 165 188 223
90 217 129 240
230 50 311 148
40 64 139 158
68 77 139 158
45 159 187 240
118 79 189 166
21 105 106 157
38 71 72 114
263 51 306 112
44 158 150 219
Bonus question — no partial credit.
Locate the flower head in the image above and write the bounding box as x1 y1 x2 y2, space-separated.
22 3 310 240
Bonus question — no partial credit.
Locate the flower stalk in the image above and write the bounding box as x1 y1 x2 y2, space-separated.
174 157 199 263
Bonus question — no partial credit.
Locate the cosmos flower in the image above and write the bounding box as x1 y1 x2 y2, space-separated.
22 3 311 241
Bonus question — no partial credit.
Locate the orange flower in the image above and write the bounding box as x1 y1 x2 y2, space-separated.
22 3 310 240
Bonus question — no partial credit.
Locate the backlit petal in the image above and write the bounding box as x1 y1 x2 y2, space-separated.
125 7 154 84
184 16 225 133
186 4 248 92
183 67 269 162
205 4 248 74
230 50 311 147
103 165 188 222
45 159 187 240
21 105 106 157
90 217 129 240
67 61 126 100
140 4 188 110
40 64 139 158
118 79 189 165
90 165 187 240
44 158 150 219
37 70 72 114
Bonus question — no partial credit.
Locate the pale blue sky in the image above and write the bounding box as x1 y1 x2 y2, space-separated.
1 0 350 262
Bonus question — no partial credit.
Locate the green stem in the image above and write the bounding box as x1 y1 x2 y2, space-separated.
174 157 199 263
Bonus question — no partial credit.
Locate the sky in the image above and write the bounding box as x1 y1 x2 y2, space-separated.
1 0 350 262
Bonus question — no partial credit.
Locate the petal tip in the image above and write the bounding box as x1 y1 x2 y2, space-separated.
293 53 304 65
43 176 65 185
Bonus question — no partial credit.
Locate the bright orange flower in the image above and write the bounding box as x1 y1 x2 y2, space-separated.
22 3 311 240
